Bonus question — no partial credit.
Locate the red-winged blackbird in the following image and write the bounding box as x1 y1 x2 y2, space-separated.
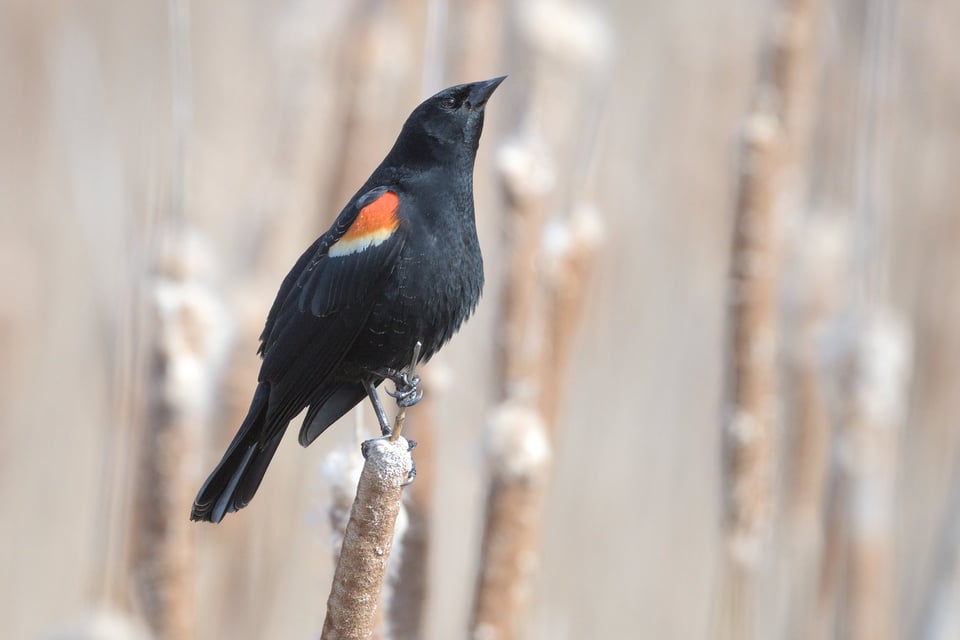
191 76 505 523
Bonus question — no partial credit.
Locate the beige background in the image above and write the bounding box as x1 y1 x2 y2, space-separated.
1 0 959 638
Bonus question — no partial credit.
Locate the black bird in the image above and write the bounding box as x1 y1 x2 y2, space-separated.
191 76 505 523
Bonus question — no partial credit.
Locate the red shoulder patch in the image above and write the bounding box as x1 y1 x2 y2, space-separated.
329 191 400 257
343 191 400 240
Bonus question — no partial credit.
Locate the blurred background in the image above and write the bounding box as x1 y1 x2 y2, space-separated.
1 0 959 638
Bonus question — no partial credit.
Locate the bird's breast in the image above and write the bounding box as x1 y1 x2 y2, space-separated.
353 217 483 369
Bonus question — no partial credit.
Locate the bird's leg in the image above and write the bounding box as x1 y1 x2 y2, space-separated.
385 341 424 408
368 367 422 407
368 343 424 409
368 367 418 404
364 379 393 437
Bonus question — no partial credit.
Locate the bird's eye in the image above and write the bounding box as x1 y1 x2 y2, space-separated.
440 95 459 110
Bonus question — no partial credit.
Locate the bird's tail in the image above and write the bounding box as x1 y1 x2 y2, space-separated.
190 383 285 523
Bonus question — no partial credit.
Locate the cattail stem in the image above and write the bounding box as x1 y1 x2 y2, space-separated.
471 402 550 639
470 4 608 629
718 106 783 640
836 312 910 640
471 131 553 640
133 409 198 640
780 217 846 639
321 436 413 640
718 0 823 636
132 232 228 640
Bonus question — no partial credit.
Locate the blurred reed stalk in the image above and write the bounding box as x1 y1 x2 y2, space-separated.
468 127 563 640
132 232 229 640
831 1 905 637
717 0 822 636
779 216 846 639
129 3 224 636
472 3 609 637
471 157 602 640
321 436 414 640
324 422 368 575
834 313 910 640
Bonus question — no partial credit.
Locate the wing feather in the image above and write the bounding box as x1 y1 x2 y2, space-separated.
253 186 404 442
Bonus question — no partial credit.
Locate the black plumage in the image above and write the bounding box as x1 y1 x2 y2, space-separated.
191 76 505 523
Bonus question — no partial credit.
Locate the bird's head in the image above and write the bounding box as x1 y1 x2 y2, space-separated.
391 76 507 165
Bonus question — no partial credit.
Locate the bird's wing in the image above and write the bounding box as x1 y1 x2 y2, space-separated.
254 186 406 439
257 234 323 356
258 186 400 353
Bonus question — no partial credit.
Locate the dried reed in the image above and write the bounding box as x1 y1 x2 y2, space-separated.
832 1 904 636
779 216 846 638
471 3 609 636
321 436 414 640
132 232 229 640
835 313 911 640
717 0 822 636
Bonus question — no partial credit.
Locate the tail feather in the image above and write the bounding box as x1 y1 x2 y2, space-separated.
191 383 286 523
298 382 367 447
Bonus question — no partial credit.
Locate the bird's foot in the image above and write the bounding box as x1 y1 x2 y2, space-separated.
401 462 417 486
402 438 417 485
359 437 417 486
386 369 423 408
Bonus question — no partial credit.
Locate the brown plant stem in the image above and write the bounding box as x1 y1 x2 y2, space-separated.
718 0 823 637
471 145 602 640
539 207 603 427
717 108 783 640
321 436 414 640
470 5 610 633
471 402 550 640
129 4 204 635
132 408 197 640
132 233 228 640
780 217 846 639
470 132 553 640
836 312 911 640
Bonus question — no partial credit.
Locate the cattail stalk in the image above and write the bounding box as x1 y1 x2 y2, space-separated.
833 1 901 636
780 217 846 639
472 402 551 640
718 0 822 637
130 3 216 635
471 133 554 640
321 436 414 640
539 206 603 427
836 312 911 640
471 3 609 636
132 233 229 640
472 139 602 640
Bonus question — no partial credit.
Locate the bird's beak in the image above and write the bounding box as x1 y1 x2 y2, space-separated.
469 76 507 107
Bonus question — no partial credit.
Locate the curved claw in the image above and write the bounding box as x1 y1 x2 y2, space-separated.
401 460 417 487
393 371 420 389
397 388 423 408
385 385 413 400
386 369 422 407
